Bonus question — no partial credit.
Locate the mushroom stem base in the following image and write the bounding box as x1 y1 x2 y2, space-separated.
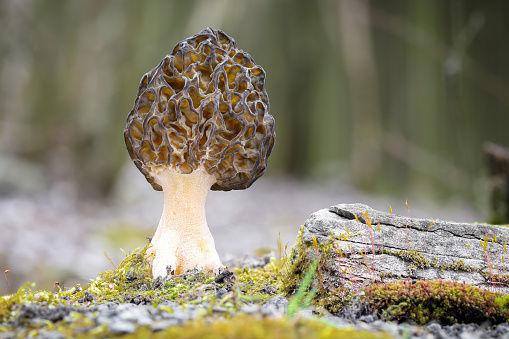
147 167 222 278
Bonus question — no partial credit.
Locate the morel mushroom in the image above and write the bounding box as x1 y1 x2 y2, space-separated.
124 28 275 278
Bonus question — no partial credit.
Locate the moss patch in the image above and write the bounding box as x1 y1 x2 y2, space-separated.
363 280 509 325
122 314 391 339
279 227 509 325
4 236 509 337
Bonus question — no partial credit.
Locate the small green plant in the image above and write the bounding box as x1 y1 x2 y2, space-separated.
287 260 317 316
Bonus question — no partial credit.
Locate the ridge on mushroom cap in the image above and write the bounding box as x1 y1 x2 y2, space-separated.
124 27 275 191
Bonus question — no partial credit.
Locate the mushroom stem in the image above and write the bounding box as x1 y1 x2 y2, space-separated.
147 166 222 278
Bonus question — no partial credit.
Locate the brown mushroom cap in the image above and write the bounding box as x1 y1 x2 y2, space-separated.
124 27 275 191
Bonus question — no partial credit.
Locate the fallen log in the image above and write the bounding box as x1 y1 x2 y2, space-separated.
285 203 509 294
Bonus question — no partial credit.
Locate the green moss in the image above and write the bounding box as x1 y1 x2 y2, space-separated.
440 260 475 272
5 222 509 337
0 245 396 338
6 313 392 339
280 227 310 295
0 282 65 324
124 314 391 339
62 245 154 304
279 226 509 324
481 273 509 287
363 280 509 325
235 260 283 303
318 286 352 314
382 249 438 275
280 227 347 296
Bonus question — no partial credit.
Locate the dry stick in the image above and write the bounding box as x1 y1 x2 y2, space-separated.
4 270 11 294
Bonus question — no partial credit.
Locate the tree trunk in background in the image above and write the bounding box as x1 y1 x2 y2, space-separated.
338 0 381 191
406 0 446 197
484 142 509 224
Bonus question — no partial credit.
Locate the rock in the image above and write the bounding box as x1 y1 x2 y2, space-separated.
214 270 234 284
108 320 136 334
261 296 288 317
212 306 228 313
358 314 375 323
261 286 277 295
150 319 180 332
34 330 65 339
16 305 80 324
216 287 228 299
116 304 153 325
291 203 509 292
95 301 119 312
240 304 260 314
83 291 95 302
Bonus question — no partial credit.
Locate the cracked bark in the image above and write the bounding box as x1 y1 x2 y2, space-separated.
298 203 509 293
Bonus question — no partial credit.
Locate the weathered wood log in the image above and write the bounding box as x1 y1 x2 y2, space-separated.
287 203 509 294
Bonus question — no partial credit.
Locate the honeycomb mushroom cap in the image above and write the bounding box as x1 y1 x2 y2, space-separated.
124 27 275 191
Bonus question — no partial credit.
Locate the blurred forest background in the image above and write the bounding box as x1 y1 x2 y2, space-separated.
1 0 509 294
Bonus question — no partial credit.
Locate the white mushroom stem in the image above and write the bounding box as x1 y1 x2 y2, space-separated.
147 166 222 278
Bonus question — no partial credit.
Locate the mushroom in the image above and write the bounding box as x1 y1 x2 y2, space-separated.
124 28 275 278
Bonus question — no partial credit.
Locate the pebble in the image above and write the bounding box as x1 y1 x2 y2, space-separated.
261 296 288 317
240 304 260 314
108 320 136 334
215 287 228 300
2 296 509 338
150 319 181 332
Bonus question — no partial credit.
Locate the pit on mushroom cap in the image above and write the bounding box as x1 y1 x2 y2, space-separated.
124 28 275 278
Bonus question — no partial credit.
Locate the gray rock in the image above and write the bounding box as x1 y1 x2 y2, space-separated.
240 304 260 314
164 308 190 324
108 320 136 334
295 308 314 318
261 296 288 317
150 319 181 332
116 304 153 325
216 287 228 300
96 302 119 312
426 323 442 332
35 331 65 339
296 203 509 292
212 306 228 313
358 314 375 323
321 315 351 327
